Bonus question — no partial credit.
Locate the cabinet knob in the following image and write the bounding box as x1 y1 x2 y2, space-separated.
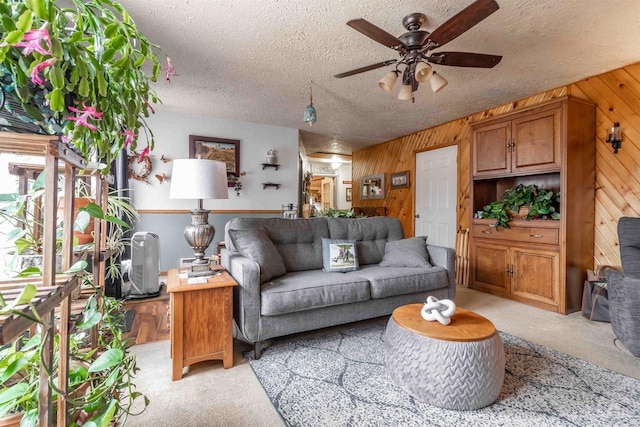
482 230 492 234
530 234 543 238
415 213 420 218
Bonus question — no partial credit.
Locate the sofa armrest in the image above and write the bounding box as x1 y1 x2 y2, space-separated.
221 249 261 342
426 244 456 299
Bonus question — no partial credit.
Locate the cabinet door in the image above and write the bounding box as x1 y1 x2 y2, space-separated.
472 121 511 177
471 241 510 293
511 107 561 174
511 246 559 307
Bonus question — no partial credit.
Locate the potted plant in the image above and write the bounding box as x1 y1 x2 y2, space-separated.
0 284 148 426
0 0 167 170
482 184 560 229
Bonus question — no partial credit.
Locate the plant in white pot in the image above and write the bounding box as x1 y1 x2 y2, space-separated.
0 0 168 169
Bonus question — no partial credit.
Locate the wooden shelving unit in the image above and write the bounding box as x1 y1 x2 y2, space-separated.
0 132 110 426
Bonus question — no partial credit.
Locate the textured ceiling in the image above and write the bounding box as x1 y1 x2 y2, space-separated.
119 0 640 155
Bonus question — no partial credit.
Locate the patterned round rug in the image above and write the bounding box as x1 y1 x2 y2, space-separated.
246 320 640 426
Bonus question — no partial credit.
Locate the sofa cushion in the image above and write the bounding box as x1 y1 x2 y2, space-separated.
228 228 286 284
261 270 371 316
348 264 449 299
322 238 359 272
327 217 404 265
379 237 431 268
225 217 329 272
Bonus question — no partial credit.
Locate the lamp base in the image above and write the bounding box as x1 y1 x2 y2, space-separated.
188 260 213 277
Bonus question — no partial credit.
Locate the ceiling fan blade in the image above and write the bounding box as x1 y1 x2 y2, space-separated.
347 19 407 51
334 60 397 78
428 0 499 48
427 52 502 68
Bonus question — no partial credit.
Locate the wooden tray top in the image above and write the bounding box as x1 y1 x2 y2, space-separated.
392 304 496 342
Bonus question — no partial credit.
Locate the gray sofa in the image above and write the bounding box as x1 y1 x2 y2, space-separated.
222 216 456 358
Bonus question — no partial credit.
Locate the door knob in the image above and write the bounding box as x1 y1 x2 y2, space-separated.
415 213 420 218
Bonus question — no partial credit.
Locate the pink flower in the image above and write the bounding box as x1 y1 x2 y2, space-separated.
29 58 56 85
64 102 103 131
119 129 137 149
138 146 150 162
165 57 178 83
14 28 52 56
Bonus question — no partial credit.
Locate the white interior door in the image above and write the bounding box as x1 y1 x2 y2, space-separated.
415 145 458 248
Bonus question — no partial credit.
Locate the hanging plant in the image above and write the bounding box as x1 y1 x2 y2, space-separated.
0 0 169 172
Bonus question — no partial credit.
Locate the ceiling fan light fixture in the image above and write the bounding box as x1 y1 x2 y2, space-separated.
430 71 448 93
415 61 433 83
397 83 413 101
378 70 399 93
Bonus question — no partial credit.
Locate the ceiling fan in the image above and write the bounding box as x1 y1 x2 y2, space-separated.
334 0 502 102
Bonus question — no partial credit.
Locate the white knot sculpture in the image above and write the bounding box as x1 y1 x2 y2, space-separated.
421 296 457 325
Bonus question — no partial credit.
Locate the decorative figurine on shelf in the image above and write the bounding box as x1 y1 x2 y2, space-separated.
421 296 457 325
267 149 278 165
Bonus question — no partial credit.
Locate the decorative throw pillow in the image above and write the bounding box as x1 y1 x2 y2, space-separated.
228 228 286 284
322 238 359 272
379 237 432 268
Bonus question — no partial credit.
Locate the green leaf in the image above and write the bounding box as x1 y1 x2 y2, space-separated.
109 35 126 50
4 30 24 45
49 87 64 112
104 23 119 38
0 284 37 314
88 348 124 372
76 308 101 330
14 237 33 254
49 63 65 89
51 36 62 59
80 202 105 219
104 215 129 228
0 383 28 405
21 103 45 121
97 71 107 96
101 48 115 63
1 16 16 32
63 260 88 274
16 267 42 277
78 77 90 97
0 357 28 382
16 10 33 33
30 0 49 21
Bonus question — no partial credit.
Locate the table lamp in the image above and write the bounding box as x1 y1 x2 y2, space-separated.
169 159 229 276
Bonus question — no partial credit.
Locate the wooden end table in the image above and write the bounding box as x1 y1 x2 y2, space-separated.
168 267 237 381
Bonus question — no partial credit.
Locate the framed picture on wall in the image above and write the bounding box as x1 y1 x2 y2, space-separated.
390 171 410 189
189 135 240 187
346 188 352 202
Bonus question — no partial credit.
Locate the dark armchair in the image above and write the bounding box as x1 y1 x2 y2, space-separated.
604 217 640 357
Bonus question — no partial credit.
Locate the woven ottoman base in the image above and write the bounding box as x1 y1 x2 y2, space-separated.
384 306 505 411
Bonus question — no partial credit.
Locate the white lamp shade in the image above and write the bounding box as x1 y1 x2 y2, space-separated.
397 83 413 101
169 159 229 199
430 72 448 93
415 62 433 83
378 71 398 93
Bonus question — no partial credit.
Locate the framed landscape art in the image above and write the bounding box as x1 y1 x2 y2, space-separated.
390 171 410 189
189 135 240 187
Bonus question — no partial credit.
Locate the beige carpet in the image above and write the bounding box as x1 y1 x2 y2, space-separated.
126 286 640 426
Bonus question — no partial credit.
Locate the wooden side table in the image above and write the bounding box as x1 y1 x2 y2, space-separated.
168 267 237 381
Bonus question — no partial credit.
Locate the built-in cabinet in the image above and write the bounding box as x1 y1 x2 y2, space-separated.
469 96 595 314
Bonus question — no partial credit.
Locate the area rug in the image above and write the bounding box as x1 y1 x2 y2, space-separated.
246 320 640 426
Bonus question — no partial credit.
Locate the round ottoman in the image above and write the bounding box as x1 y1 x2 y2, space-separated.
384 304 505 411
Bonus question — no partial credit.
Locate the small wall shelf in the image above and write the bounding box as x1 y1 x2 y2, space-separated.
262 182 281 189
261 163 280 170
